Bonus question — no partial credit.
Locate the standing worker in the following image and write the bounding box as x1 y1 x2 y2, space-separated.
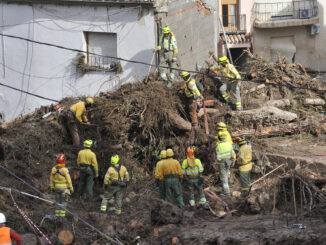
0 213 22 245
181 71 204 129
77 139 98 200
100 155 130 215
182 147 209 210
50 154 74 218
216 131 236 196
159 149 185 209
156 26 178 87
155 150 167 200
210 56 242 111
235 137 252 198
64 97 94 146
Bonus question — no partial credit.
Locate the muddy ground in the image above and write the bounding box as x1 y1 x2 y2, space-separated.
0 57 326 244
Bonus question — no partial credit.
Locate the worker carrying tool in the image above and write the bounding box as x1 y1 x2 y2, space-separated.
77 140 98 200
216 131 236 196
63 97 94 146
156 26 178 87
234 136 252 198
209 56 242 111
155 150 167 200
159 149 185 209
100 155 130 215
50 153 74 218
182 147 209 210
0 213 22 245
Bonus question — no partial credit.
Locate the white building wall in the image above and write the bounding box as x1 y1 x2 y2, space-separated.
0 3 155 122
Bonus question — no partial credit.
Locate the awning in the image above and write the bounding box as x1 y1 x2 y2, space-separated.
220 33 252 48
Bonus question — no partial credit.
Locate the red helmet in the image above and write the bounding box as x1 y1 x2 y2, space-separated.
56 154 66 164
187 146 195 157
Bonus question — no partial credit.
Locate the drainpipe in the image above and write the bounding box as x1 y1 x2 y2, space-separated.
219 15 233 65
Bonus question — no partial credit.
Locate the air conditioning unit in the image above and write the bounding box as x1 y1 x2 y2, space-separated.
299 9 312 19
310 24 320 35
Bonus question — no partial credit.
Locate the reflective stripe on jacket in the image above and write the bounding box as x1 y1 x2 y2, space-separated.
77 149 98 172
185 78 201 98
50 166 73 189
238 144 253 172
160 34 178 52
70 101 88 123
215 129 233 146
0 226 12 245
159 158 183 181
104 165 130 184
182 158 203 176
216 140 236 161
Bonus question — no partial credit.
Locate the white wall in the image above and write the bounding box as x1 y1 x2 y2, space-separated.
0 3 155 122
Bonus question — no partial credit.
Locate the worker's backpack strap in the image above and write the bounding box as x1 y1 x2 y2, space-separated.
55 167 65 177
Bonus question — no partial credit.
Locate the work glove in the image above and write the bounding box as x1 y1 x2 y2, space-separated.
172 57 177 62
70 187 74 194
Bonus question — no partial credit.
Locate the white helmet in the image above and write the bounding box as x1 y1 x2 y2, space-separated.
0 213 6 223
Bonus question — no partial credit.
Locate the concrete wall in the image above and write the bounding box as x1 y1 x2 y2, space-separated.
253 1 326 70
0 2 155 122
240 0 254 32
156 0 218 70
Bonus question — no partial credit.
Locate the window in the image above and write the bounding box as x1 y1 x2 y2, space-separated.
84 32 119 71
221 0 239 31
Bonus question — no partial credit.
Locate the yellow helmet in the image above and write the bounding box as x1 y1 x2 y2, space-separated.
181 71 190 78
83 139 93 148
216 122 227 130
218 131 227 140
160 150 167 159
218 56 229 64
111 154 120 165
235 136 246 145
166 149 174 157
162 26 171 34
86 97 94 105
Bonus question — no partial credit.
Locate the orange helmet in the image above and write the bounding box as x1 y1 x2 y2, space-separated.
56 153 66 164
235 136 246 145
187 146 195 157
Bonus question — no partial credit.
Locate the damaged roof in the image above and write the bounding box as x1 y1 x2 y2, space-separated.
1 0 155 6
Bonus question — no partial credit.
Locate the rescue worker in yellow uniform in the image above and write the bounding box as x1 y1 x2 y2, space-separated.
155 150 167 200
77 140 98 200
216 132 236 196
235 136 252 198
64 97 94 146
157 26 178 87
100 155 130 215
50 154 74 218
210 56 242 111
159 149 185 209
181 71 204 128
182 147 208 210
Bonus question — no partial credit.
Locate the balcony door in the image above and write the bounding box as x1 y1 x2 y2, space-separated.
222 0 239 31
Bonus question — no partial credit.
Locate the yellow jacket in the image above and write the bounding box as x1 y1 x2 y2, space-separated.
159 33 178 54
155 160 165 179
182 158 203 176
70 101 88 123
159 158 183 181
77 149 98 172
216 140 236 162
237 144 252 172
210 63 241 80
50 166 73 190
104 165 130 185
215 129 233 146
185 78 202 98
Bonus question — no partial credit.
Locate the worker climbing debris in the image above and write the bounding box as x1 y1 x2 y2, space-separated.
100 154 130 215
77 139 99 200
61 97 94 146
159 149 185 209
209 56 242 111
50 153 74 218
234 136 252 198
182 146 209 210
156 26 178 87
215 131 236 196
0 213 22 245
155 150 167 200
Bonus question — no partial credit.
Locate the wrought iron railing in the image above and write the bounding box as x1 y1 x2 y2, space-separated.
88 55 117 69
254 0 318 22
221 14 247 33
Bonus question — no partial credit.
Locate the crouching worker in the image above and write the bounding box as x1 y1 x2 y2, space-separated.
182 147 208 210
50 154 74 218
100 155 130 215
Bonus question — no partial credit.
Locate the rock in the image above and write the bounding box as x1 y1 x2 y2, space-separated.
129 219 143 229
128 191 137 199
104 225 115 236
232 191 241 198
244 84 265 94
198 108 220 118
21 233 37 245
265 99 290 108
172 236 179 244
168 112 192 131
304 98 326 106
125 197 131 203
151 198 183 225
217 211 226 217
183 210 194 218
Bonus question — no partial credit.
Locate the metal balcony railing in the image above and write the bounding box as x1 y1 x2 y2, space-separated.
254 0 318 22
221 14 247 33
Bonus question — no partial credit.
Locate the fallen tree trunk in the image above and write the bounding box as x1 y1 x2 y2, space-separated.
168 112 192 131
198 108 220 118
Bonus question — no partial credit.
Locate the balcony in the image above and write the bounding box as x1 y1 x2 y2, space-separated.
254 0 319 28
221 14 247 33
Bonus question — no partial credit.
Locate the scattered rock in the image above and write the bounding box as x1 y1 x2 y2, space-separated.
304 98 326 106
232 191 241 198
151 198 183 225
104 225 115 236
128 191 137 199
171 236 179 244
21 233 37 245
265 99 290 108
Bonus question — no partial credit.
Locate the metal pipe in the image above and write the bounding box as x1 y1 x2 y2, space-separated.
219 15 233 65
